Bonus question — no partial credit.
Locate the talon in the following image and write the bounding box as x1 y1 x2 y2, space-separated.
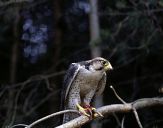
83 105 104 118
92 107 96 110
94 110 104 117
76 103 90 117
91 107 103 117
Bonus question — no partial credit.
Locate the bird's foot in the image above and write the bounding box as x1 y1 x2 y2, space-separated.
83 104 104 118
76 103 90 117
76 103 103 119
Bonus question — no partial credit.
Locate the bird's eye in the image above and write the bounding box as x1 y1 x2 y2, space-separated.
102 61 107 65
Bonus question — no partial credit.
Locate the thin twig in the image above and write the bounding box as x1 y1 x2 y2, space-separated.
5 71 65 89
121 116 125 128
9 124 28 128
132 108 143 128
3 83 26 128
24 91 60 116
0 0 31 7
25 110 79 128
110 85 127 104
112 113 121 127
9 84 25 126
110 85 143 128
44 78 53 91
23 87 38 113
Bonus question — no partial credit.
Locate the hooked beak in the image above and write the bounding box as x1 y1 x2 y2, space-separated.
104 62 113 71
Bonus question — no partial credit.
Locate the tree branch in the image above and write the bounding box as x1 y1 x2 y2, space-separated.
132 108 143 128
3 71 65 90
110 86 127 104
0 0 31 7
11 97 163 128
56 97 163 128
25 110 79 128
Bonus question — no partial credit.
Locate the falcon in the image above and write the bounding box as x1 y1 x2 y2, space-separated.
61 57 113 124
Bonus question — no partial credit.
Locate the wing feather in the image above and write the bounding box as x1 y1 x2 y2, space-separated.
61 63 81 109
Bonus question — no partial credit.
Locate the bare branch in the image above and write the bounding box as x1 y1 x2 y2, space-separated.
121 116 125 128
98 9 163 16
9 84 25 126
23 91 59 116
0 0 32 7
56 97 163 128
25 110 79 128
3 71 65 90
112 113 121 127
11 97 163 128
10 124 28 128
110 85 143 128
110 85 127 104
132 108 143 128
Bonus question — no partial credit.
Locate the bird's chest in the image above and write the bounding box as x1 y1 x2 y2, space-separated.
74 71 103 96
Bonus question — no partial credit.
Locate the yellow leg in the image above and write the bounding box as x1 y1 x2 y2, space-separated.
76 103 90 117
92 107 104 117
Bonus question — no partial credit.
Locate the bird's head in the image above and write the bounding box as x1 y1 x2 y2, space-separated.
89 57 113 72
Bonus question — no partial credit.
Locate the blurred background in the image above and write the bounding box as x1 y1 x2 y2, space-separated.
0 0 163 127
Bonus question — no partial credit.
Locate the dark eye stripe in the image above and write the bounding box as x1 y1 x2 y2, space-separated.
85 65 89 70
85 63 90 70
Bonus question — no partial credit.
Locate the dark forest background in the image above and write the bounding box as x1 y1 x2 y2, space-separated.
0 0 163 128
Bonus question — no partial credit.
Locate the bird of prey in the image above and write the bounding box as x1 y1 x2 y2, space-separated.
61 57 113 124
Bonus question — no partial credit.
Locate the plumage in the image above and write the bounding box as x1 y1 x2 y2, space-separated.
61 57 112 124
